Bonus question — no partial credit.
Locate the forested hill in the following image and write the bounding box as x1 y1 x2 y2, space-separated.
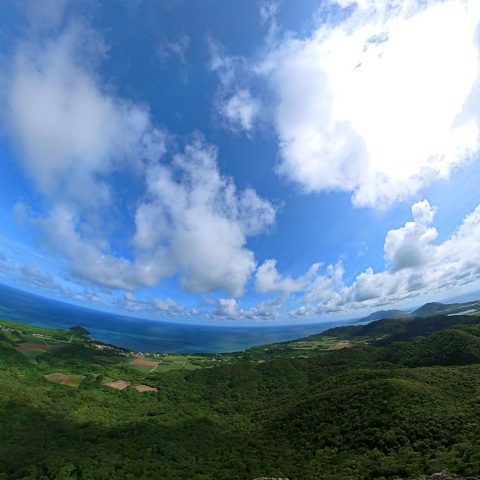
354 309 410 323
352 299 480 323
1 312 480 479
313 313 479 345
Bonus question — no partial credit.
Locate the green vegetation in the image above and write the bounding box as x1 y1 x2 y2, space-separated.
44 373 86 388
352 300 480 323
69 326 90 335
1 313 480 479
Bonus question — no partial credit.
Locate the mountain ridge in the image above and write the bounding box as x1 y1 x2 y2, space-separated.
353 299 480 324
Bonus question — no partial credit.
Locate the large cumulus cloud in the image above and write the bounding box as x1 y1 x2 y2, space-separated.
214 0 480 208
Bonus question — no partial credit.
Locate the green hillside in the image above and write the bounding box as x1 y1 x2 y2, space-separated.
412 300 480 317
1 316 480 479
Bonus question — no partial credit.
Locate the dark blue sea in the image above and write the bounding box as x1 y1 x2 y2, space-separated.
0 283 347 353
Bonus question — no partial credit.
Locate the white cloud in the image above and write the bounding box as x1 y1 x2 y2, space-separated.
73 289 101 304
8 23 149 207
384 200 438 271
154 298 185 315
220 89 260 132
306 200 480 314
227 0 480 207
4 23 276 297
209 40 241 87
135 137 276 296
115 292 185 316
31 204 158 290
255 258 344 302
213 298 239 317
0 245 68 295
246 296 283 318
6 1 480 322
248 196 479 317
24 135 276 295
209 296 284 320
124 291 139 303
303 262 345 303
17 264 66 293
255 259 315 296
288 303 317 318
209 42 262 133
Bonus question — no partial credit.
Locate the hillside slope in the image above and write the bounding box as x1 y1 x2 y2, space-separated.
1 317 480 479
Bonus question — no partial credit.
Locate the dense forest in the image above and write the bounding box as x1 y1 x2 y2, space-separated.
1 311 480 479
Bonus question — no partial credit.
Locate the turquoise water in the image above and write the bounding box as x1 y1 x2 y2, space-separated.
0 283 346 353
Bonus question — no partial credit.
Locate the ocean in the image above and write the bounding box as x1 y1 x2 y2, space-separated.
0 283 347 353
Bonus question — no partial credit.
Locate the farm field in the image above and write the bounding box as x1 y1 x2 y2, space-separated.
104 379 130 390
127 358 159 373
153 355 202 372
286 337 354 351
44 372 86 388
16 342 54 362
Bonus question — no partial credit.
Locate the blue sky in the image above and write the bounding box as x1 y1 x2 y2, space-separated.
1 0 480 325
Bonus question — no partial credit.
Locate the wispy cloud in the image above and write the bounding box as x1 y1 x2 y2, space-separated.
209 40 262 134
259 1 280 25
157 34 191 83
158 34 190 65
115 292 186 316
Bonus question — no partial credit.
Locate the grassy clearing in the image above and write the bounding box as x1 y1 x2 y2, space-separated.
283 336 353 351
127 363 156 373
64 374 86 388
327 340 352 350
183 361 201 371
16 349 44 362
16 342 54 362
44 373 86 388
155 365 176 372
17 342 52 351
152 354 191 372
92 355 131 366
111 355 132 364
